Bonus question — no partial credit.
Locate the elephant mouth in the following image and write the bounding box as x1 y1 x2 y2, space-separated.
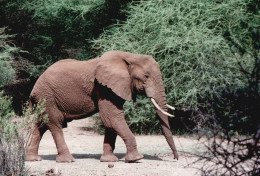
133 86 145 96
150 98 175 117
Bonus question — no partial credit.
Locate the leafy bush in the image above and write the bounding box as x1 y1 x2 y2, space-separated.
1 0 133 75
1 0 106 79
194 2 260 174
91 0 259 134
0 91 48 176
0 27 17 87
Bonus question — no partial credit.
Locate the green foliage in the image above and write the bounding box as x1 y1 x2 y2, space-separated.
0 91 14 122
205 0 260 135
0 28 17 87
92 0 259 134
0 91 48 176
21 0 104 48
124 98 159 134
0 0 132 78
2 0 107 79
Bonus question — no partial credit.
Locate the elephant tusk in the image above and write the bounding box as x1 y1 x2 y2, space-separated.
151 98 175 117
166 104 175 110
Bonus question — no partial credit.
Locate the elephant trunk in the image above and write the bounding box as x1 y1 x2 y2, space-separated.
149 82 178 160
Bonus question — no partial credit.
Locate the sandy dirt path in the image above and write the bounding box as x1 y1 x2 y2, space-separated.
26 118 205 176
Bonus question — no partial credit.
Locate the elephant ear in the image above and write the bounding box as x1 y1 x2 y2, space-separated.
95 51 132 101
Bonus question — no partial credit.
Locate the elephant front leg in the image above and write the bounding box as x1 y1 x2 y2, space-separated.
98 97 143 163
100 128 119 162
112 116 144 163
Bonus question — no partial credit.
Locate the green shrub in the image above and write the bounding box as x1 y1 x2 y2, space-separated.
91 0 258 134
204 0 260 135
0 91 48 176
1 0 132 78
124 97 159 134
1 0 107 79
0 27 17 87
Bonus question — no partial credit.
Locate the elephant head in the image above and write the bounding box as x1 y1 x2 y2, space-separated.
95 51 178 160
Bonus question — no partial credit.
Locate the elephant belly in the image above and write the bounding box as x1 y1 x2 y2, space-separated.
54 91 97 119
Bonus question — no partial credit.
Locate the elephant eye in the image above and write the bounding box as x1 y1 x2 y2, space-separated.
145 75 149 79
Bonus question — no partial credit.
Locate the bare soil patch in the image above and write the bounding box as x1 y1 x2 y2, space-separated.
26 118 205 176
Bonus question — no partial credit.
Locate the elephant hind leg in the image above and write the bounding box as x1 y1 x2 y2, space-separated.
26 123 47 161
100 128 119 162
50 127 75 162
46 108 75 162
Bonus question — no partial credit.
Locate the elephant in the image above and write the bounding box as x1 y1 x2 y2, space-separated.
26 50 178 163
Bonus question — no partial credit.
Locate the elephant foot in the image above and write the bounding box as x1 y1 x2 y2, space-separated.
56 153 75 162
125 151 143 163
26 154 42 161
100 153 119 162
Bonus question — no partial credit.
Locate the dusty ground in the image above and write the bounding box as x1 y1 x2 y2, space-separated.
26 118 205 176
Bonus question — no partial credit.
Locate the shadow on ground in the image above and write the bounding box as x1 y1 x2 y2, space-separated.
40 153 163 161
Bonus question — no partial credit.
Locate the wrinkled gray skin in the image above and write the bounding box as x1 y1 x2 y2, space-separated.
26 50 178 163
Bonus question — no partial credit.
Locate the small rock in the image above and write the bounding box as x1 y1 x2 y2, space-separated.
45 166 61 176
108 163 114 168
